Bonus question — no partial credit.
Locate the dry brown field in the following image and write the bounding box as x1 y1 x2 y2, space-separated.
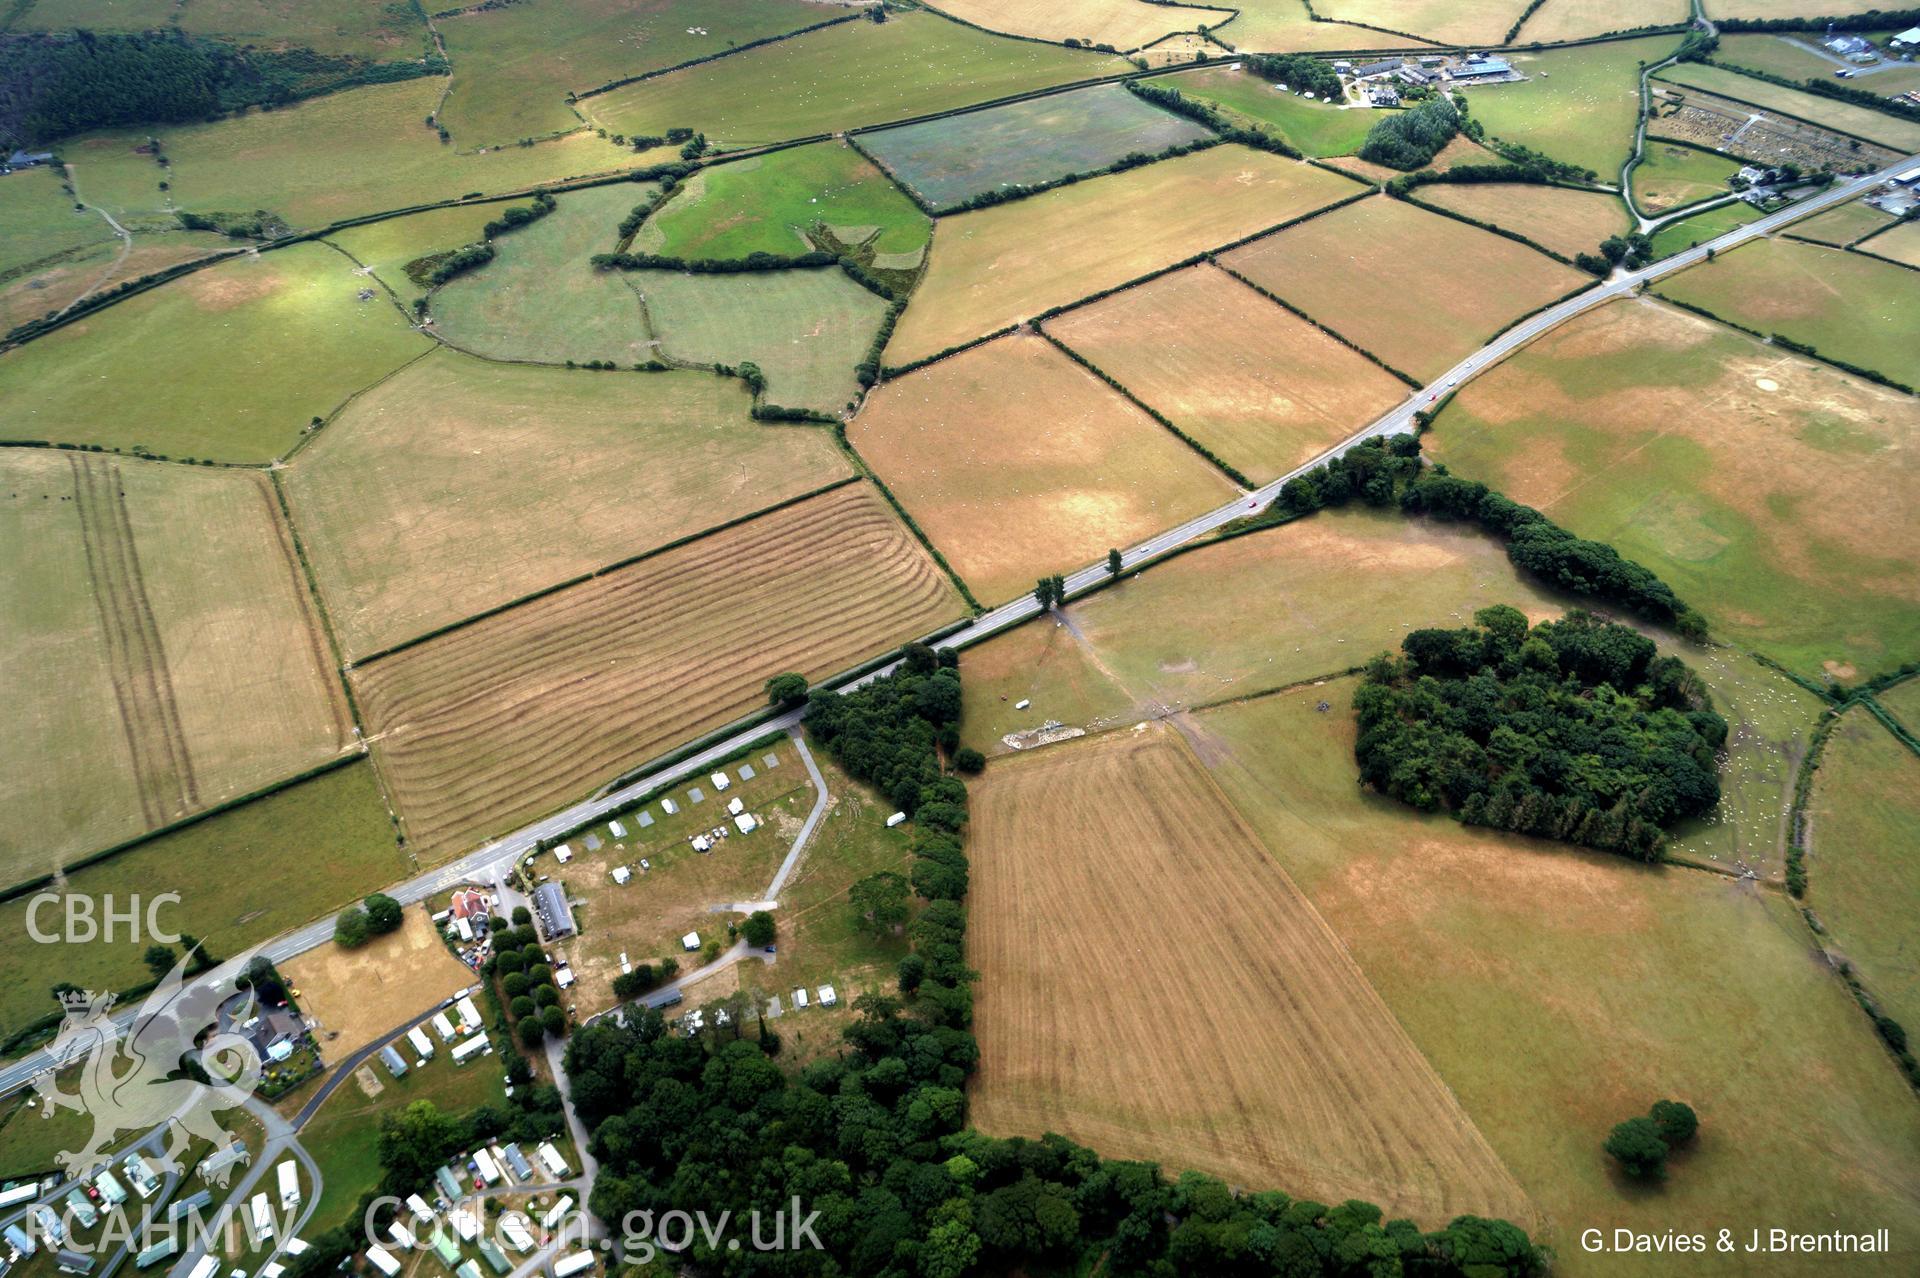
352 482 963 857
1787 198 1897 248
929 0 1221 50
1207 1 1422 50
1432 297 1920 682
1320 134 1508 186
1316 0 1528 45
886 145 1360 365
1 450 352 877
1045 263 1408 483
968 722 1533 1226
1219 195 1588 382
847 333 1239 604
1859 218 1920 268
1415 183 1628 260
283 352 851 658
283 909 475 1060
0 232 231 332
1515 0 1690 41
1198 683 1920 1275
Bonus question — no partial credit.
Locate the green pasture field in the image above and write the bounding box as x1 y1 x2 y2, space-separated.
0 761 404 1044
64 79 643 234
637 140 929 260
1160 66 1375 157
1659 237 1920 388
325 200 507 296
284 350 851 657
1196 682 1920 1277
888 144 1359 366
1716 31 1920 99
579 11 1127 149
1646 195 1765 257
301 1044 507 1232
435 0 846 145
431 182 655 366
1807 708 1920 1034
1463 36 1684 180
0 242 432 462
632 265 890 412
0 166 114 282
1885 678 1920 729
1429 297 1920 684
1218 195 1588 384
1632 139 1737 214
1655 62 1920 151
1786 196 1897 247
857 83 1213 210
173 0 431 60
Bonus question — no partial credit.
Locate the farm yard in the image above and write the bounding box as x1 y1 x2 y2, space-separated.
635 140 929 260
0 243 432 462
887 144 1361 365
1198 683 1920 1276
1430 298 1920 683
848 333 1239 604
429 183 656 367
1806 709 1920 1034
433 0 848 145
857 83 1214 210
1044 263 1409 483
1412 182 1628 259
282 352 850 657
969 723 1533 1226
0 449 353 873
351 482 962 855
579 12 1125 148
1218 196 1589 383
1658 237 1920 389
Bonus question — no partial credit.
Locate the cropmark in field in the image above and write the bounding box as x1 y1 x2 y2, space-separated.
848 332 1239 604
1045 262 1408 483
1219 195 1588 383
0 242 432 463
887 144 1361 366
1429 297 1920 683
857 83 1214 211
283 350 852 657
0 450 353 876
352 482 963 857
969 722 1533 1226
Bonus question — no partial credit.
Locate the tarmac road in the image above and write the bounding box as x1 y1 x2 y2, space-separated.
3 151 1911 1106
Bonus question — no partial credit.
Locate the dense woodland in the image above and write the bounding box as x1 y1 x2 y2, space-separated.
1355 608 1725 860
1357 97 1460 171
0 29 439 148
557 653 1547 1277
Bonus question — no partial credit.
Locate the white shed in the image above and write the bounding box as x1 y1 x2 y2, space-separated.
733 813 757 834
817 985 837 1007
792 987 809 1009
709 771 731 791
727 797 744 816
681 931 700 951
885 812 907 828
610 867 630 885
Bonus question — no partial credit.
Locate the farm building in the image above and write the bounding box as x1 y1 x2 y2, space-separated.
1451 56 1514 81
452 1032 491 1064
500 1144 534 1181
380 1045 409 1078
1824 32 1873 56
365 1247 401 1278
1893 26 1920 49
536 1142 571 1178
407 1026 435 1059
1353 58 1403 79
533 882 576 940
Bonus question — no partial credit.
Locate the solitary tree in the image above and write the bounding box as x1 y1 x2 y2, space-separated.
1650 1099 1698 1147
741 910 776 947
953 747 985 775
1107 548 1123 578
364 893 403 935
765 672 809 707
1604 1116 1670 1179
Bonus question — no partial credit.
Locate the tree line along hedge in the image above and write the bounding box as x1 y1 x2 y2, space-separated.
1356 606 1725 861
559 646 1548 1276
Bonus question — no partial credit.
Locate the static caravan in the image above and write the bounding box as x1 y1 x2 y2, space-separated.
187 1255 219 1278
472 1149 500 1186
122 1154 160 1198
260 1264 284 1278
364 1246 401 1278
34 1206 64 1245
63 1189 98 1230
277 1161 299 1211
283 1239 310 1257
535 1142 571 1179
498 1217 534 1254
450 1208 479 1243
552 1252 594 1278
5 1223 36 1257
430 1232 459 1267
93 1170 128 1206
430 1013 457 1043
451 1033 490 1065
454 997 483 1033
0 1183 38 1210
455 1261 482 1278
407 1027 435 1060
168 1191 212 1221
434 1166 463 1202
476 1240 509 1275
386 1222 416 1252
247 1192 274 1246
133 1237 177 1269
540 1196 573 1231
499 1145 534 1182
379 1046 408 1079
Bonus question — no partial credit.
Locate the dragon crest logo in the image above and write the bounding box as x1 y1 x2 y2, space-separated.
34 950 265 1186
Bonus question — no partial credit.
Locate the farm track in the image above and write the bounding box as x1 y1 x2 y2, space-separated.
353 484 960 854
68 454 197 827
969 726 1534 1225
